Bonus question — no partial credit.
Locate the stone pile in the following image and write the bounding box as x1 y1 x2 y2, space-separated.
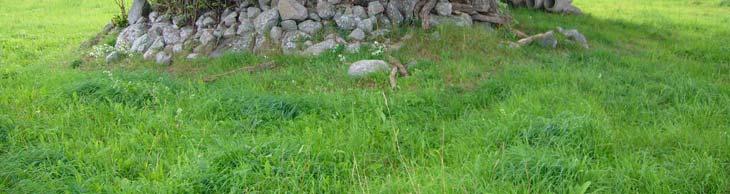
503 0 582 14
114 0 506 64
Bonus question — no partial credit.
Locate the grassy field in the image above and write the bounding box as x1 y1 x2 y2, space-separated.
1 0 729 193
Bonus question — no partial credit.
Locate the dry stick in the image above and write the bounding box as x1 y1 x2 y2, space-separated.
420 0 438 30
511 28 529 38
509 31 553 48
202 61 276 83
389 67 398 89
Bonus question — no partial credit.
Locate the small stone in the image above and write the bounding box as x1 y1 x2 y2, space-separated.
346 42 361 53
348 60 390 77
298 20 323 35
172 43 184 53
143 49 157 60
348 28 366 41
201 16 217 28
186 53 200 59
172 15 189 27
199 29 217 46
270 26 283 41
309 12 321 21
223 25 238 38
105 51 121 63
148 38 165 51
435 2 452 16
353 6 367 19
155 51 172 65
281 20 298 31
247 7 262 18
278 0 308 21
237 19 255 34
367 1 385 17
357 18 373 33
222 11 239 27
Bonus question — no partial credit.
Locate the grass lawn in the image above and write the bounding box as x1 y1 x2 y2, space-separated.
1 0 729 193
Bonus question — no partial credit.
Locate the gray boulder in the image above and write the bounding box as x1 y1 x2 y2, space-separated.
435 1 452 16
128 0 151 25
357 18 374 33
348 60 390 77
298 20 323 35
155 51 172 65
270 26 283 42
316 0 335 19
130 34 152 52
346 42 361 53
386 1 404 25
353 6 368 19
536 31 558 48
281 20 299 31
105 51 121 64
428 13 472 27
557 27 589 48
367 1 385 17
303 39 338 55
247 7 262 18
335 14 358 30
237 19 255 34
279 0 308 21
254 9 280 35
222 11 239 27
348 28 366 41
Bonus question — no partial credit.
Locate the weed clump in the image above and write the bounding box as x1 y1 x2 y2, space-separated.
66 71 176 108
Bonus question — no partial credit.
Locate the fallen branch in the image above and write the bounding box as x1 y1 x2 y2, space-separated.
510 28 529 38
202 61 276 83
389 67 398 89
510 30 555 48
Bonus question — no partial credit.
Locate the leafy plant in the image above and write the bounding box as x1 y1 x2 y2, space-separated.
112 0 129 27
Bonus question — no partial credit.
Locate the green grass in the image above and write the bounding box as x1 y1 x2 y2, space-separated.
1 0 729 193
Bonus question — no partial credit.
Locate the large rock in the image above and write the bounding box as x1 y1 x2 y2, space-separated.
357 18 374 33
303 39 338 55
280 30 310 54
353 6 368 19
128 0 151 25
348 60 390 77
254 9 280 35
298 20 323 35
278 0 308 21
348 28 366 41
155 51 172 65
557 27 589 48
367 1 385 17
428 13 472 27
130 34 152 52
116 23 147 49
281 20 299 31
316 0 336 19
435 1 453 16
335 14 358 30
222 11 239 27
386 1 404 25
237 19 255 34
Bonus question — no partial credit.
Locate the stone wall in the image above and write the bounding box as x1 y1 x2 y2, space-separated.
115 0 506 64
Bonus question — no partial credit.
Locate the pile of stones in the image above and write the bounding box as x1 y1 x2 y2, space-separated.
114 0 505 64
